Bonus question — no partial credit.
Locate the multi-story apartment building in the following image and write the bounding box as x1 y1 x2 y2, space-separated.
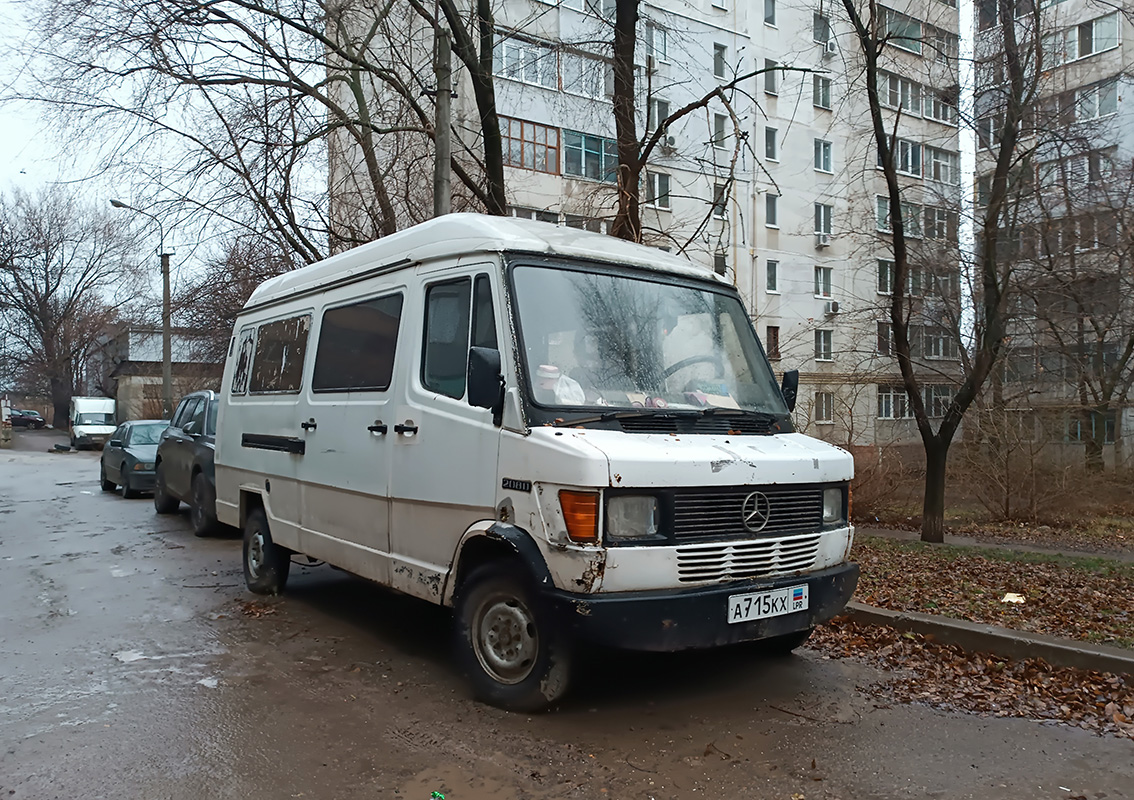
328 0 964 447
976 0 1134 467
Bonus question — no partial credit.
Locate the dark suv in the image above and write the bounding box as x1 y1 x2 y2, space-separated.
154 390 220 536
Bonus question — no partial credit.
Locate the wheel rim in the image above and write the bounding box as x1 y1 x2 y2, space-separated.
247 529 266 579
471 592 539 685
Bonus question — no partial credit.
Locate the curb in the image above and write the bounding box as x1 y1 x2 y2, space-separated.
844 601 1134 677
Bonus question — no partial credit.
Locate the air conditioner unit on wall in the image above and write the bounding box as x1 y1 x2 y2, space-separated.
824 300 841 315
815 233 830 248
824 39 837 55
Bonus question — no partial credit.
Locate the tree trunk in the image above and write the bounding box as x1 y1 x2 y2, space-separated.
921 440 948 543
50 377 71 432
1083 407 1104 472
609 0 641 241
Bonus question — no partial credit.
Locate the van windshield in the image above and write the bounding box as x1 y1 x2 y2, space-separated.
510 264 788 417
76 412 114 425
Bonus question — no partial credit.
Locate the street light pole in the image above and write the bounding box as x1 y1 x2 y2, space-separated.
110 199 174 420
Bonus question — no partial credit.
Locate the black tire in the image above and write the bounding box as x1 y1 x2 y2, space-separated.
454 563 572 712
99 465 116 492
243 507 290 595
761 628 814 655
153 463 180 514
190 472 218 537
122 472 139 499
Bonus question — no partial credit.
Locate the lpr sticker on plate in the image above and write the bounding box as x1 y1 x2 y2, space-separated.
727 585 809 624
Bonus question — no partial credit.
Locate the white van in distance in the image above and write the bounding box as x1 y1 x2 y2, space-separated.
215 214 857 711
70 396 117 449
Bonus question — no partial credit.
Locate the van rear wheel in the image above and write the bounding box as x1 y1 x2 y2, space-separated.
243 508 290 595
455 564 571 712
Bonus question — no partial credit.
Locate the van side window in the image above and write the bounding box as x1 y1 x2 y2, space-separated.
231 328 256 395
312 294 404 392
422 279 471 399
250 314 312 394
472 274 498 350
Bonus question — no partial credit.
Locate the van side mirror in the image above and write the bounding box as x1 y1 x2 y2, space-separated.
467 346 504 423
780 369 799 412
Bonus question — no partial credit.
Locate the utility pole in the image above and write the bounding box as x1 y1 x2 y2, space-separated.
160 251 172 419
433 29 452 217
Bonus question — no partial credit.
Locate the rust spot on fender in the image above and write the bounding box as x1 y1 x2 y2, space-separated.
574 552 607 592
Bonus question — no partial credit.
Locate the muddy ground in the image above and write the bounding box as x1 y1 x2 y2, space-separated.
2 429 1131 799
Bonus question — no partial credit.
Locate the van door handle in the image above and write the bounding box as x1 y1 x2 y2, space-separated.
367 421 388 434
301 418 317 431
394 422 418 434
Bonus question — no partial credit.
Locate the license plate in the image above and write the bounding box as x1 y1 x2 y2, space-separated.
728 585 809 624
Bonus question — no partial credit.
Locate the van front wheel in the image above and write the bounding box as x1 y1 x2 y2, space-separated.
243 508 290 595
455 565 571 712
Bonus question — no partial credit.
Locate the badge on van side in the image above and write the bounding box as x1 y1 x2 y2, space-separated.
501 478 532 493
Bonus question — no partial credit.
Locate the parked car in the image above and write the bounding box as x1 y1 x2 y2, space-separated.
10 409 46 429
100 420 168 497
154 390 219 536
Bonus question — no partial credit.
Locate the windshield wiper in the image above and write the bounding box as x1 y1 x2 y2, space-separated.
550 409 696 427
698 407 781 422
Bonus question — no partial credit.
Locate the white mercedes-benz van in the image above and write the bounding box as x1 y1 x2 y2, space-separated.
215 214 857 711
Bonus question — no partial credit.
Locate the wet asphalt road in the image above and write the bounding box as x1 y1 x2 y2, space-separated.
2 429 1132 800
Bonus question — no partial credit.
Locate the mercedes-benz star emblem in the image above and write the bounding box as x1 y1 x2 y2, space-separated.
741 491 772 533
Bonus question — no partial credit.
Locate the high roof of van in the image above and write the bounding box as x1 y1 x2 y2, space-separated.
245 213 723 309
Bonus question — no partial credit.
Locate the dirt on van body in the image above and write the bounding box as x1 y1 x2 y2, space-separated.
3 438 1134 800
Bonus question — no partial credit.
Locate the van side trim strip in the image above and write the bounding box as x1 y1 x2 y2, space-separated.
241 433 306 455
239 258 414 315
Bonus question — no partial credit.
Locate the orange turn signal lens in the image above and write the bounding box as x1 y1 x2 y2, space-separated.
559 490 599 544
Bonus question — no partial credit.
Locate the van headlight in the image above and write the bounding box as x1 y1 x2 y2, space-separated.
823 487 843 524
606 495 660 542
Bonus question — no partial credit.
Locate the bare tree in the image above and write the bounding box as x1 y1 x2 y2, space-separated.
23 0 508 261
173 235 297 364
836 0 1050 542
0 188 143 426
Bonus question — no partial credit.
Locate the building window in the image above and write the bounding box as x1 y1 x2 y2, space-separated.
879 139 922 177
714 114 729 148
814 266 833 297
764 127 778 160
1064 410 1117 444
644 171 671 208
813 13 831 44
927 91 957 124
815 329 833 361
876 197 922 237
924 206 958 241
766 260 779 292
510 206 559 224
563 214 604 232
878 259 894 294
877 384 911 419
562 51 605 98
647 98 671 132
877 321 892 355
1043 13 1119 65
765 194 778 227
499 116 560 174
923 328 958 360
764 59 778 94
926 147 960 184
923 385 955 417
880 72 922 116
814 391 834 423
764 0 776 25
713 43 727 78
563 130 618 182
814 139 832 172
493 35 557 89
814 203 833 235
713 251 727 275
712 183 728 219
644 22 668 62
813 75 832 109
881 6 922 54
1075 80 1119 121
765 325 780 359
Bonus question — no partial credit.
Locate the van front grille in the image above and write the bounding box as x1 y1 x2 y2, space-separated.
672 486 824 541
676 534 822 583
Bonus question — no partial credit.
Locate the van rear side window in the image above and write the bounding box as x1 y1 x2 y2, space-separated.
231 328 256 395
423 279 471 399
250 314 312 394
313 294 404 392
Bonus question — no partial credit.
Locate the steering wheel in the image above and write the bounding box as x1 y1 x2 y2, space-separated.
661 354 724 380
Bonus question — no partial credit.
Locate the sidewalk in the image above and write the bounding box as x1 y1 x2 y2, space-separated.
846 526 1134 676
857 524 1134 563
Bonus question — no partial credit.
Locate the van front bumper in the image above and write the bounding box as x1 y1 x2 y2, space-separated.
544 562 858 651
